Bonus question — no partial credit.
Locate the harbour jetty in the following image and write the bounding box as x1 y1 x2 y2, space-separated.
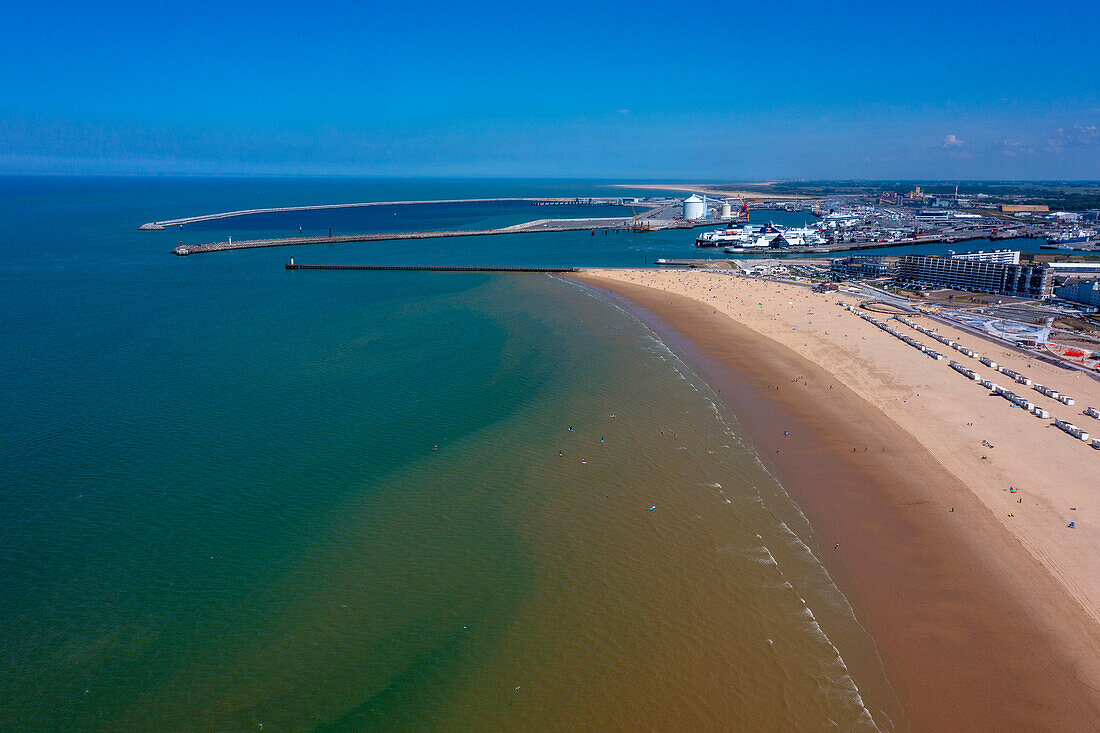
285 263 576 272
167 207 728 256
170 218 644 256
141 197 626 229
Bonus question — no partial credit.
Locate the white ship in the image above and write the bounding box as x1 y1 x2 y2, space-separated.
697 223 827 249
1047 228 1098 245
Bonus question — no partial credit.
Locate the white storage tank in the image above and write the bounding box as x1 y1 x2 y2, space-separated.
720 201 733 219
683 195 706 220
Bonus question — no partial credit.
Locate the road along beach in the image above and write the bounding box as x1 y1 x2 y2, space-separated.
570 268 1100 731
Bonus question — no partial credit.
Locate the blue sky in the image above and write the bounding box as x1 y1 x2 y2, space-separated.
1 0 1097 179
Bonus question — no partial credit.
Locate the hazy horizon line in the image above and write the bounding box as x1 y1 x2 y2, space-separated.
3 173 1098 184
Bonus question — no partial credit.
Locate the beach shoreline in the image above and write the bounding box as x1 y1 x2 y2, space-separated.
569 269 1100 731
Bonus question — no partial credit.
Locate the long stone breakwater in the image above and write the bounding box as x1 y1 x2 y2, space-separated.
141 197 625 230
169 217 646 256
285 263 577 273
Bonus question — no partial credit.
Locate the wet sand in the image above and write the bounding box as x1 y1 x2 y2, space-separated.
571 270 1100 731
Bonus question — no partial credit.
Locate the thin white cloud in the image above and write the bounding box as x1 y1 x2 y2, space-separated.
942 134 963 148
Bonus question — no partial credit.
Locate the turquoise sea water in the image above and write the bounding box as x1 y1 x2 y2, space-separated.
2 177 897 730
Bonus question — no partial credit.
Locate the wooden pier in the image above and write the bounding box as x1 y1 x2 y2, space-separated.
285 263 577 273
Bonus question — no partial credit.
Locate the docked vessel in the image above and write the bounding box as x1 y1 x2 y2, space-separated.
697 223 827 249
1040 240 1100 251
1046 228 1098 245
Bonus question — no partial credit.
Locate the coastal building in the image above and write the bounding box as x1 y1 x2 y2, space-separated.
896 254 1053 298
1056 279 1100 307
951 249 1021 264
831 255 893 279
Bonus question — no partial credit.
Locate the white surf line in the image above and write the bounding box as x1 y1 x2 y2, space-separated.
559 274 898 729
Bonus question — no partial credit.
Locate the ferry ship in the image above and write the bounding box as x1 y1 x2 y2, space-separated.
696 223 827 249
695 224 763 247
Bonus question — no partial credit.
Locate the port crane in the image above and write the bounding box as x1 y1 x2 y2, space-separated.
628 203 652 232
737 194 749 222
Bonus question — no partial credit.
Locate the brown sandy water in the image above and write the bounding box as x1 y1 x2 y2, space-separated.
573 273 1100 731
410 277 901 731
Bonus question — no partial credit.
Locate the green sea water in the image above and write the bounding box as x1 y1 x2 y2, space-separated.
1 177 898 730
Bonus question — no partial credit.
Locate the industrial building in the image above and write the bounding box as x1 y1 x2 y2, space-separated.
1000 204 1049 213
1044 262 1100 276
1056 279 1100 307
896 254 1053 298
682 195 706 220
914 209 953 223
831 255 893 279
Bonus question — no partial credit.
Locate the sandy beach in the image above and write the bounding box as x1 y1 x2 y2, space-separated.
572 268 1100 731
612 183 816 200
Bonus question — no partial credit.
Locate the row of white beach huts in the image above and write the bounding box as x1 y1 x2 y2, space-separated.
842 304 1100 449
849 308 946 361
894 317 1084 409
